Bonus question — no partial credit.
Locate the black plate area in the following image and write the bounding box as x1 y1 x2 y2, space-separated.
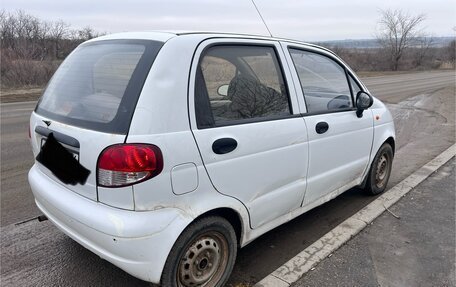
36 133 90 185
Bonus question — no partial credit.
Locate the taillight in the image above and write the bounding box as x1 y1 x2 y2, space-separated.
97 144 163 187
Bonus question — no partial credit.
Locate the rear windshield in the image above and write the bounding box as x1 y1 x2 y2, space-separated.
36 40 163 134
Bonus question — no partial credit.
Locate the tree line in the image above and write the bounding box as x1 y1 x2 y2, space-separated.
1 10 102 88
321 9 455 72
1 9 454 89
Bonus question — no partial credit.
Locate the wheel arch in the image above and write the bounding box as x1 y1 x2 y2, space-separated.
193 207 244 247
384 136 395 155
360 132 396 188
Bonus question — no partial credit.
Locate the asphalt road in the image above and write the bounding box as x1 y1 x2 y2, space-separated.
293 158 455 287
1 70 455 286
1 101 38 227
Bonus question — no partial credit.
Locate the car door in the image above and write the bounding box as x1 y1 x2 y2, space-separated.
283 44 374 206
189 39 309 229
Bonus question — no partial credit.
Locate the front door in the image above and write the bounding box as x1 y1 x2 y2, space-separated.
189 39 309 229
285 46 374 205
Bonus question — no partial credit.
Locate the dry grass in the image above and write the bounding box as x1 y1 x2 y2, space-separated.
0 88 43 103
1 54 60 89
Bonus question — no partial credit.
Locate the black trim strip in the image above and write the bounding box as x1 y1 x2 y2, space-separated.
207 114 302 129
35 126 80 148
301 107 356 117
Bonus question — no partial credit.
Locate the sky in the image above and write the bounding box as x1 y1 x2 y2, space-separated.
1 0 455 41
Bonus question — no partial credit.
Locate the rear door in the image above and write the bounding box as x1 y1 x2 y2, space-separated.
189 39 309 229
30 40 162 203
284 45 374 206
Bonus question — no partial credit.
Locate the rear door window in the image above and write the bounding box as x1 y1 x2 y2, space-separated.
195 45 291 128
36 40 163 134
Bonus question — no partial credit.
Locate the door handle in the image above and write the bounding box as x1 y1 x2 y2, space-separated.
212 138 238 154
315 122 329 134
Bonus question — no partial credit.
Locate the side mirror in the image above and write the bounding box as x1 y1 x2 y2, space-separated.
356 91 373 118
217 84 229 97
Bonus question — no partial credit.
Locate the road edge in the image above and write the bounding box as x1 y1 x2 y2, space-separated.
255 143 456 287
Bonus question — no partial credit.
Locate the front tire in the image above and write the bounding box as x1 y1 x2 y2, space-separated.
364 143 393 195
160 216 237 287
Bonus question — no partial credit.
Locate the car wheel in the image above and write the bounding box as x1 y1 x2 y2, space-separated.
160 216 237 287
365 143 393 195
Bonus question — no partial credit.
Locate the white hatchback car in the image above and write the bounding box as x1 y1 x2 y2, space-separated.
29 31 395 287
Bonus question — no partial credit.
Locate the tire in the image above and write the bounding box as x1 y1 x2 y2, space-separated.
364 143 393 195
160 216 237 287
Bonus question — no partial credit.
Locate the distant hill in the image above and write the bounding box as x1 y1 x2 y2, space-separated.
315 36 455 49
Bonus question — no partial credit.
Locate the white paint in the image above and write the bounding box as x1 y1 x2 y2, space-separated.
30 112 127 202
188 37 309 229
171 163 199 195
98 186 134 210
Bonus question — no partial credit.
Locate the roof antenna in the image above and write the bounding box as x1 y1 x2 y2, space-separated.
251 0 273 37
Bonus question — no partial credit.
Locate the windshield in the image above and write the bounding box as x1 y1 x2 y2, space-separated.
36 39 163 134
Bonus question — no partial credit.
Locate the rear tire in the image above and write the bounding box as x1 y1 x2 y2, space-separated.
160 216 237 287
364 143 393 195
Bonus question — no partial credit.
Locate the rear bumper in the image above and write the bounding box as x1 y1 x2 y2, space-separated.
28 164 193 283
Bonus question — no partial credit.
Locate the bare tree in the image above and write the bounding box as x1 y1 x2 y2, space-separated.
77 26 97 41
447 40 456 67
448 27 456 67
412 36 434 68
376 9 426 70
49 20 70 59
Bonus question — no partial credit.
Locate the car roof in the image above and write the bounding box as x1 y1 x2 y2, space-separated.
90 31 336 56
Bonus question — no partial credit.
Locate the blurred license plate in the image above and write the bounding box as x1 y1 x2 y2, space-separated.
41 138 79 161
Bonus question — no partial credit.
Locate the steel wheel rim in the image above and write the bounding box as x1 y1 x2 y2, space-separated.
177 231 229 287
375 153 389 188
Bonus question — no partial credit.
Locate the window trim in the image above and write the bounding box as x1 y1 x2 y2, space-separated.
348 73 363 101
194 42 296 130
287 46 358 116
302 107 356 117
